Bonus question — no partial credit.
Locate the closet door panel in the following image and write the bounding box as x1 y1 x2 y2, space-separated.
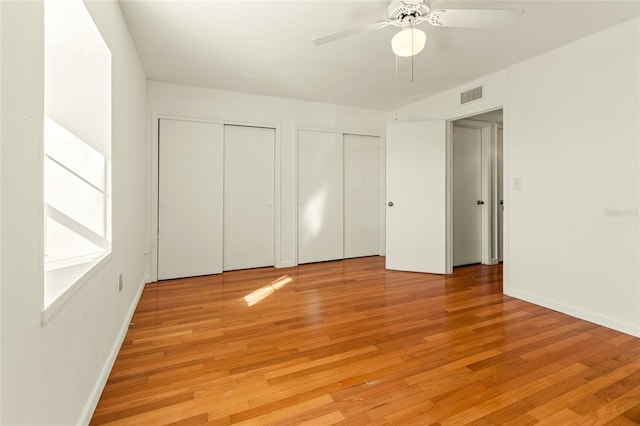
158 119 223 280
344 134 381 258
298 130 343 264
223 125 275 271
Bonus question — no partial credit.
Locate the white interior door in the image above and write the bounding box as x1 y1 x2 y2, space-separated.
452 125 483 266
298 130 343 264
386 121 447 274
158 119 223 280
223 125 275 271
497 127 504 262
344 134 380 258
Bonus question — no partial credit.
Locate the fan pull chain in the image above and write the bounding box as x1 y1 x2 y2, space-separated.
411 23 414 83
395 54 399 121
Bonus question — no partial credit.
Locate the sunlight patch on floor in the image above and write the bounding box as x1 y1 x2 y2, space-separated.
244 275 293 307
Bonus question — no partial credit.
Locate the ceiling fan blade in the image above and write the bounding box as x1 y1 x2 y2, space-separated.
313 21 388 46
427 9 524 29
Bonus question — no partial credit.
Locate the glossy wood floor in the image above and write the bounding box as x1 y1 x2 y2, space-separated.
91 257 640 425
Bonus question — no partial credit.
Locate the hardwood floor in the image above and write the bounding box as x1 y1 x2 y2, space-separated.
91 257 640 425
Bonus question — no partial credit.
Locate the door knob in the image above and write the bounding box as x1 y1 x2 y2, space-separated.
499 200 504 206
477 200 484 205
388 202 394 207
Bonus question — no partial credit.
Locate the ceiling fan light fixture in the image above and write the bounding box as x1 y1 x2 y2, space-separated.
391 26 426 57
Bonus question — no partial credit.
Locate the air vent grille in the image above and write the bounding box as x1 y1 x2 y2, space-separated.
461 86 483 104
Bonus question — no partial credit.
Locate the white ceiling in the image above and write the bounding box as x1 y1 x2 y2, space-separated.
117 1 640 110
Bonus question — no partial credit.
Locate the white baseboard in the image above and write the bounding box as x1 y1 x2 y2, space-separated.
78 275 147 425
505 288 640 338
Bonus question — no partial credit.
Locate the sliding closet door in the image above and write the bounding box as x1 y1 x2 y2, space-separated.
158 119 223 280
223 125 275 271
344 134 381 258
298 130 343 264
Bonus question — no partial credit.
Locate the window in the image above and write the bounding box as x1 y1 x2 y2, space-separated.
44 0 111 311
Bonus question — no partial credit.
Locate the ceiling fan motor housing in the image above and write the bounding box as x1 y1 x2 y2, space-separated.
387 0 430 21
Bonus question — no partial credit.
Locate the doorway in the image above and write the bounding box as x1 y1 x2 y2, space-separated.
451 109 503 268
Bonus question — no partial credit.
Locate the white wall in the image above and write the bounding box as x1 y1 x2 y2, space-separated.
0 1 148 425
0 0 3 411
507 18 639 336
147 81 387 274
394 18 640 336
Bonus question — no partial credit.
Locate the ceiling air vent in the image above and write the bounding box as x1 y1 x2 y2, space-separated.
460 86 483 104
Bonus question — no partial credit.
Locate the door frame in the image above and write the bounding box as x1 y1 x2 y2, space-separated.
151 112 281 282
496 124 504 262
445 107 507 280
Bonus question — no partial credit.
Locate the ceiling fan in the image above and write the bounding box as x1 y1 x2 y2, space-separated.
313 0 524 57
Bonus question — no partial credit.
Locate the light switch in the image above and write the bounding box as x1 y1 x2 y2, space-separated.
513 177 522 190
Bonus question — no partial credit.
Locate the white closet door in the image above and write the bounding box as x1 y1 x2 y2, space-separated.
223 125 275 271
344 134 380 258
298 130 343 264
158 119 223 280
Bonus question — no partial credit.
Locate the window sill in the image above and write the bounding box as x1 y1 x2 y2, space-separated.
42 251 112 325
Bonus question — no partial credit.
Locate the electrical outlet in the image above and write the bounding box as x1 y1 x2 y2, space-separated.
119 273 124 292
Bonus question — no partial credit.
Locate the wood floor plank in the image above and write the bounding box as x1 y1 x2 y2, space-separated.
90 258 640 425
230 395 335 425
576 384 640 425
